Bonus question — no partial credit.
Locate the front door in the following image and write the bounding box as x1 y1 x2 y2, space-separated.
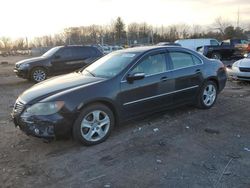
119 51 175 119
51 48 75 74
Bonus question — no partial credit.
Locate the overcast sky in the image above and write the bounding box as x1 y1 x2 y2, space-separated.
1 0 249 38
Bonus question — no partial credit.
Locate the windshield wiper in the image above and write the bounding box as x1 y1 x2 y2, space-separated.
85 69 96 77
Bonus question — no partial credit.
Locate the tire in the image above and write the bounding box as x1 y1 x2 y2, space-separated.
211 52 222 60
196 81 218 109
73 103 114 146
30 67 47 82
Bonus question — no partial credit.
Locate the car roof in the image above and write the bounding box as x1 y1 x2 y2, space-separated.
118 46 182 53
63 45 95 48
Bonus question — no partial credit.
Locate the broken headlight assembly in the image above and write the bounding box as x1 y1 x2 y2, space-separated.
21 101 64 117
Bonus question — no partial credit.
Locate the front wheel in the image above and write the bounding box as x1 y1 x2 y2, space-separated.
211 52 222 60
196 81 218 109
73 103 114 146
30 67 47 82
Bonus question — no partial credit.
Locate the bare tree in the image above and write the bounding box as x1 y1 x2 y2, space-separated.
13 38 25 50
213 17 231 35
127 22 139 44
0 37 12 50
1 16 250 51
175 24 190 39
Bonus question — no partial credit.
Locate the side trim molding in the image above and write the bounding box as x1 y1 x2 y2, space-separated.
123 85 199 106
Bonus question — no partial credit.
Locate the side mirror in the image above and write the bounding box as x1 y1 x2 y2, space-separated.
244 53 248 58
126 72 145 83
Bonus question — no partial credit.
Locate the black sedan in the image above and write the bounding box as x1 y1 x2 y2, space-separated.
14 45 103 82
12 46 227 145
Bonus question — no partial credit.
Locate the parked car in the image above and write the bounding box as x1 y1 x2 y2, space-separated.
101 45 112 54
175 38 220 51
223 39 250 56
201 38 250 60
14 45 103 82
101 45 124 54
12 46 227 145
198 42 236 60
156 42 181 46
227 53 250 81
175 38 241 60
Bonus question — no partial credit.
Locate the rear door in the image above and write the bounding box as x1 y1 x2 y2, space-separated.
167 50 203 105
70 47 89 70
119 50 175 119
72 47 102 70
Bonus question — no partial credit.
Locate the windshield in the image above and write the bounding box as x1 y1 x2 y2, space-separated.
82 51 139 78
42 46 61 57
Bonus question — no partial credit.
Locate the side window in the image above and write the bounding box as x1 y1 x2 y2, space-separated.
192 55 202 65
169 52 196 69
221 42 230 46
130 53 167 76
241 40 248 44
73 47 83 57
210 40 219 46
89 48 99 56
56 48 73 59
71 47 88 58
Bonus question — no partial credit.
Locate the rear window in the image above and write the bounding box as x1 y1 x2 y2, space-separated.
89 47 102 56
241 40 249 44
72 47 101 58
210 40 219 46
55 48 73 59
169 51 202 69
72 47 84 57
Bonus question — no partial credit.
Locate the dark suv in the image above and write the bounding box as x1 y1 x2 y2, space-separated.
14 45 103 82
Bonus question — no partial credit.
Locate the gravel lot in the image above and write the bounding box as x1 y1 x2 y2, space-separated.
0 56 250 188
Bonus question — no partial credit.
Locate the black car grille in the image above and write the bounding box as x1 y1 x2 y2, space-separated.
239 67 250 72
13 100 25 114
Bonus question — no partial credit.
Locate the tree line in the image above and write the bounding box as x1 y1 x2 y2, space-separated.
0 17 249 52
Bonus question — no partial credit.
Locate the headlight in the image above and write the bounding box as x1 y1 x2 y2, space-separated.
19 63 30 69
21 101 64 116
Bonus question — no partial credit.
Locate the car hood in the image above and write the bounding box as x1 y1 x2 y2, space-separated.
16 56 46 65
19 72 105 103
237 58 250 67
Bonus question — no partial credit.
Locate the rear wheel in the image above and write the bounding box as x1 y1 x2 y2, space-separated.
196 81 218 109
73 103 114 146
30 67 47 82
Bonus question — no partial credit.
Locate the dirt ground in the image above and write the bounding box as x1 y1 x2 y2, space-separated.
0 56 250 188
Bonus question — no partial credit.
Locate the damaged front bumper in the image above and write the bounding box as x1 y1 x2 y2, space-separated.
12 112 73 139
13 68 29 79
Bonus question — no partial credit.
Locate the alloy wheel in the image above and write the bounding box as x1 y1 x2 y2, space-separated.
80 110 110 142
33 69 46 82
203 84 216 106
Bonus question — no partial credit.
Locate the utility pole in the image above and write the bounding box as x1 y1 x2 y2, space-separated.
151 29 154 44
237 8 240 28
26 37 28 49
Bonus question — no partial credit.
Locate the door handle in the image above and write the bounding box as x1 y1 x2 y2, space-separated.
160 76 168 82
